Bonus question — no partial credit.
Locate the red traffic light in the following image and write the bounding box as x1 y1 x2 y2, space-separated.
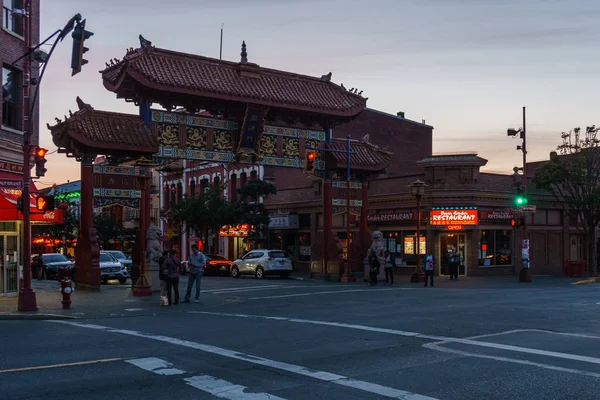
307 152 316 161
35 148 47 158
36 196 47 212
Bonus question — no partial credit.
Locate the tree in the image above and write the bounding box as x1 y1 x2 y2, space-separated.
237 179 277 244
94 213 125 248
172 182 240 250
533 126 600 276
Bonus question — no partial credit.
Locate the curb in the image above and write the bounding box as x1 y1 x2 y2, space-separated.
571 277 600 285
0 313 79 320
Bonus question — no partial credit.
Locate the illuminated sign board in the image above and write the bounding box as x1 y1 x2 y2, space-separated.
430 208 478 226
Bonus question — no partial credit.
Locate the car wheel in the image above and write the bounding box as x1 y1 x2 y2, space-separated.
255 266 264 279
280 272 290 279
118 278 127 284
231 266 240 278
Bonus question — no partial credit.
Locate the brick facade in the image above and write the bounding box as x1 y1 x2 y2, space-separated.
0 0 40 163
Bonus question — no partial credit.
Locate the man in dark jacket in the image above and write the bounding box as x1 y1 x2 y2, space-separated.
164 249 181 305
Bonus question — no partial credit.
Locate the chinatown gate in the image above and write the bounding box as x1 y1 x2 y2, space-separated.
48 37 390 292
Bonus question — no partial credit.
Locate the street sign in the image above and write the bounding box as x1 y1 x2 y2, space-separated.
505 208 523 214
522 205 537 213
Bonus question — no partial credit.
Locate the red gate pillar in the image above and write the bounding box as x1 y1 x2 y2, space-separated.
74 156 100 290
133 176 152 296
360 180 370 248
322 179 332 275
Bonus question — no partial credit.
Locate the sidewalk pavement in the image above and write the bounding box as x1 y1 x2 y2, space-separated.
0 273 593 320
0 276 232 320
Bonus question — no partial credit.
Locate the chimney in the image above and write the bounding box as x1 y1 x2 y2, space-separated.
397 111 405 118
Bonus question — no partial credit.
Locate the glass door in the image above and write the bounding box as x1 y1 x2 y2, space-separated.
439 233 467 276
4 235 19 293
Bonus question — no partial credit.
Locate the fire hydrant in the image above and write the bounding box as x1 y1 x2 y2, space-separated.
60 274 73 309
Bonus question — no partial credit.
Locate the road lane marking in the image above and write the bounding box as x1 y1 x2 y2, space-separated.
126 357 186 375
50 321 439 400
423 342 600 379
202 285 282 293
249 288 399 300
185 375 288 400
0 358 123 374
209 285 343 295
190 311 600 368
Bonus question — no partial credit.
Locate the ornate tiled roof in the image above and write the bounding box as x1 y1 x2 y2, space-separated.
324 137 392 172
417 154 488 166
47 97 159 155
101 41 366 117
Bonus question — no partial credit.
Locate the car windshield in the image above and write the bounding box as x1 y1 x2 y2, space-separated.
109 251 127 260
99 253 114 262
43 254 68 263
268 251 286 259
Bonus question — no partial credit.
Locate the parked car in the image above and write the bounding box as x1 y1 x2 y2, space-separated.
32 253 73 280
99 251 129 284
103 250 132 269
203 254 232 276
231 250 293 279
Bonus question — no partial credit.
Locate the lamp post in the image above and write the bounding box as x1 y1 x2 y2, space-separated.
409 179 427 282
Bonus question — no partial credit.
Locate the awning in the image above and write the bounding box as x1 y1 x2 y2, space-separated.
0 188 63 224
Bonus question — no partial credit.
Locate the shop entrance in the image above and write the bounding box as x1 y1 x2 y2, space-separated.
1 235 19 295
439 233 466 276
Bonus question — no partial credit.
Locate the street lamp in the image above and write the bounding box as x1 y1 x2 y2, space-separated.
409 179 427 282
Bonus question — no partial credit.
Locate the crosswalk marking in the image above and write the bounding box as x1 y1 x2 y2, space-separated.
185 375 287 400
53 321 439 400
126 357 186 375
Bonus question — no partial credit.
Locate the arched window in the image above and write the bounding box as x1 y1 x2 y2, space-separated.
190 179 196 198
250 170 257 180
230 174 237 202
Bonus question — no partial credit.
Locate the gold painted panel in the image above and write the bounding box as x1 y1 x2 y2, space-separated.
158 123 179 147
259 134 277 156
213 130 233 152
283 137 300 158
186 126 208 150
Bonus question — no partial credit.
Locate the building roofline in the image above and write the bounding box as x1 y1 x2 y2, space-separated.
364 108 433 128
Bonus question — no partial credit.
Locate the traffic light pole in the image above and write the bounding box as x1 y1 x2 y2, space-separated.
18 0 36 311
521 106 530 273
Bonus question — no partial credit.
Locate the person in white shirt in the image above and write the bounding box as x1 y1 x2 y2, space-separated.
423 250 436 288
183 244 206 303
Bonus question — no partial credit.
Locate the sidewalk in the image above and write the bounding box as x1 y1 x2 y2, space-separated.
0 277 232 320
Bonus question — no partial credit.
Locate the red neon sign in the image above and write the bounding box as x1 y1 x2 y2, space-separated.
447 225 463 231
430 209 478 226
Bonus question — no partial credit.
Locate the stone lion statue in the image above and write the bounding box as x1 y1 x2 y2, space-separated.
146 226 163 264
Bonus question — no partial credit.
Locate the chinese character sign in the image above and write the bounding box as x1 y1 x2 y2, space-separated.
238 106 268 152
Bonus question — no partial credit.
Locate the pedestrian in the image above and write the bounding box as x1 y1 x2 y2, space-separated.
183 244 206 303
384 251 395 285
423 250 435 287
164 249 181 305
368 250 380 286
35 252 44 280
449 250 460 280
158 250 169 306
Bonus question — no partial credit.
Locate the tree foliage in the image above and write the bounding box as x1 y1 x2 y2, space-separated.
172 182 240 235
93 213 125 246
237 179 277 241
533 125 600 275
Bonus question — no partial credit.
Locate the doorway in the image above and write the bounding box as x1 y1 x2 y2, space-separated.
1 235 19 294
439 233 466 276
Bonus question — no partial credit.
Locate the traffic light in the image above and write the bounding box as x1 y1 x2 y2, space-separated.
36 195 55 213
71 19 93 76
305 151 317 174
515 187 528 206
511 216 526 227
16 196 23 212
34 147 47 177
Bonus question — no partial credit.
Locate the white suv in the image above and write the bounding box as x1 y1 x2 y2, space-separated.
231 250 293 279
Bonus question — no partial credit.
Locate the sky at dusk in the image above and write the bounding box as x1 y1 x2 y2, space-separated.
36 0 600 187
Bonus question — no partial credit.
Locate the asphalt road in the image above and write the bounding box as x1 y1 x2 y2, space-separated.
2 276 600 399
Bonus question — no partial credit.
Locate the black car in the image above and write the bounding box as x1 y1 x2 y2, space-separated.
203 254 232 276
33 253 73 280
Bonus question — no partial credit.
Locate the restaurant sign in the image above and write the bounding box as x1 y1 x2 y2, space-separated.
480 211 513 220
366 212 422 222
430 208 478 226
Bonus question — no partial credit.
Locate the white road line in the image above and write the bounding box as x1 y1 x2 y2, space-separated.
249 288 398 300
423 343 600 379
190 311 600 367
209 285 343 295
50 321 439 400
185 375 287 400
126 357 186 375
202 285 282 293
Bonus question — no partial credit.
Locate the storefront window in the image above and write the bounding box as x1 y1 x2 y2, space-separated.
404 236 426 255
479 229 512 266
298 234 311 261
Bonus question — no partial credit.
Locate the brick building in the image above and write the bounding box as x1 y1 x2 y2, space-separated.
1 0 40 295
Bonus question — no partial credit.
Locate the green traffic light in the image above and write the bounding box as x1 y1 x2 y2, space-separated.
516 196 528 205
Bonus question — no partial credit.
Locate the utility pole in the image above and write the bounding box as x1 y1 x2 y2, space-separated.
18 0 35 311
522 106 528 242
